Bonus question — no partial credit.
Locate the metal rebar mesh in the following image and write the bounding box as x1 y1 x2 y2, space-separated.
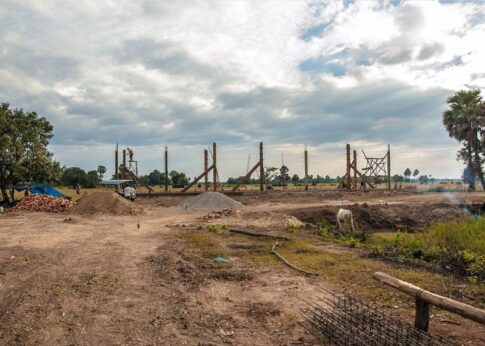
301 289 452 346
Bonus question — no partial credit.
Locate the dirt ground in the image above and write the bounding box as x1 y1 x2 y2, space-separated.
1 191 484 345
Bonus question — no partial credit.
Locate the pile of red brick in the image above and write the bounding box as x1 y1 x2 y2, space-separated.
12 195 74 213
206 208 242 220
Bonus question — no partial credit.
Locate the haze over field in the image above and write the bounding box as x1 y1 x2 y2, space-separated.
1 0 484 179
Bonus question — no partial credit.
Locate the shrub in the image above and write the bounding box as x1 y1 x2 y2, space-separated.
340 236 360 248
367 218 485 281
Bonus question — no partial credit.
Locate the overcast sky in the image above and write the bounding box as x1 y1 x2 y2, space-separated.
1 0 484 180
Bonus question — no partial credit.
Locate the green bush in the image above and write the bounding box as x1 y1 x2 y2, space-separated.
367 218 485 281
340 236 360 248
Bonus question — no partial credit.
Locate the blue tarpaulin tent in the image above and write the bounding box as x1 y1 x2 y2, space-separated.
13 184 64 197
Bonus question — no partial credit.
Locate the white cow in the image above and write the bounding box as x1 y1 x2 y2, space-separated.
337 208 355 234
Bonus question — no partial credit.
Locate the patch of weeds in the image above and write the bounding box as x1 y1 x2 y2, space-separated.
207 224 227 233
364 218 485 281
245 302 281 322
339 236 361 248
286 224 302 233
182 230 227 258
72 270 118 295
316 220 335 239
208 269 253 282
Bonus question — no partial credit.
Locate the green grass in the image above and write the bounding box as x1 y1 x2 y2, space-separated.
364 218 485 282
177 227 485 310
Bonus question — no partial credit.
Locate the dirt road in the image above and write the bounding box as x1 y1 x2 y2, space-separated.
1 191 484 345
0 208 318 345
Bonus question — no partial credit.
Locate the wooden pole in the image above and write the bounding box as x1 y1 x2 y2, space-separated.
204 149 208 191
346 144 351 190
259 142 265 192
415 298 431 332
115 143 119 179
212 142 217 191
122 149 126 179
373 272 485 329
353 150 357 190
304 148 309 191
387 144 391 190
164 146 168 192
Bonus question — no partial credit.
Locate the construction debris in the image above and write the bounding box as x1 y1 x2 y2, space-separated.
206 208 241 219
12 195 74 213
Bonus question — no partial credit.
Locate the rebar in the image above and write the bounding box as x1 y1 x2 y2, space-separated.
301 289 452 345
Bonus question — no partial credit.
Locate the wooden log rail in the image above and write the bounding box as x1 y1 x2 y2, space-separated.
181 165 214 192
373 272 485 332
232 161 261 191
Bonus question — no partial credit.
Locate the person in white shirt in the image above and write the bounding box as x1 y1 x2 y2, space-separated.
123 184 136 201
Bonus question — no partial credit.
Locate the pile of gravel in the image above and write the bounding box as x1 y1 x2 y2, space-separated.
176 192 242 210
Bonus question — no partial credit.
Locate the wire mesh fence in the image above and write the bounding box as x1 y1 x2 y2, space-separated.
301 289 452 346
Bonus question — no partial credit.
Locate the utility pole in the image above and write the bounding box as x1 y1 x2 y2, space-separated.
304 146 309 191
346 144 351 190
122 149 127 179
259 142 265 191
204 149 208 191
353 150 357 190
212 142 217 191
115 143 119 179
387 144 391 190
164 146 168 192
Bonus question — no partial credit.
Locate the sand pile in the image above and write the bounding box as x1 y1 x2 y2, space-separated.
71 191 142 215
176 192 242 210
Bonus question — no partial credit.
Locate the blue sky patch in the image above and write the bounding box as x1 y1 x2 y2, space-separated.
300 22 331 42
299 49 349 76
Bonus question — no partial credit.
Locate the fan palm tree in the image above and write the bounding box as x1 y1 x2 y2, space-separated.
443 90 485 190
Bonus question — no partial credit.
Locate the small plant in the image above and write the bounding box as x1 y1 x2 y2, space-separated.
286 222 303 233
316 220 334 239
340 236 360 248
207 224 227 233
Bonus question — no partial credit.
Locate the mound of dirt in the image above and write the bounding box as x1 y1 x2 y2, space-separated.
290 203 465 231
176 192 242 210
71 192 143 215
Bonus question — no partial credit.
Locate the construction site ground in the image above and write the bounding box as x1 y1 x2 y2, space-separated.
1 190 484 345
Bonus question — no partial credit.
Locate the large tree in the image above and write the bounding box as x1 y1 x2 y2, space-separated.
169 170 188 187
61 167 87 188
443 90 485 190
85 170 101 188
0 103 61 202
148 169 163 185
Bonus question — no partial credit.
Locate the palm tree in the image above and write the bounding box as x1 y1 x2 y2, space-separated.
443 90 485 190
404 168 412 182
412 169 419 181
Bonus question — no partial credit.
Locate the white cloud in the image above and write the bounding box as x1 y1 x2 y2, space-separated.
1 0 483 180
